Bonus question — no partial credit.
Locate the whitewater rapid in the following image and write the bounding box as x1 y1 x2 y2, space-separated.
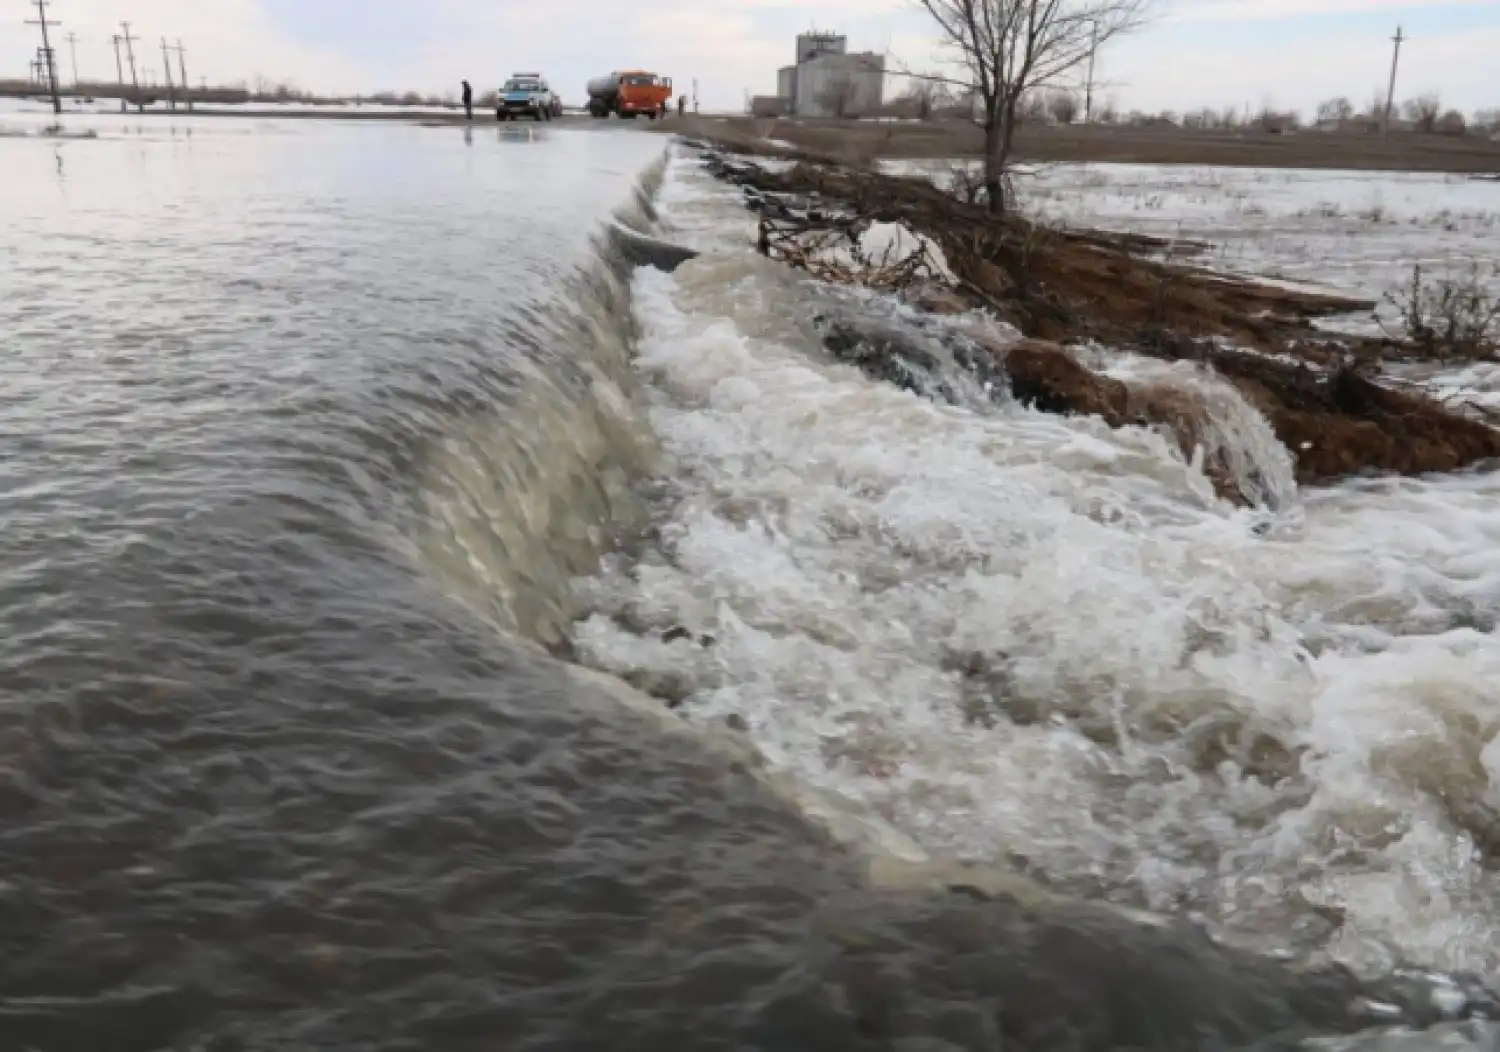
572 145 1500 979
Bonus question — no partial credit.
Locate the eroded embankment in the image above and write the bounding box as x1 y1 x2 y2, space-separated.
692 146 1500 502
553 143 1500 1048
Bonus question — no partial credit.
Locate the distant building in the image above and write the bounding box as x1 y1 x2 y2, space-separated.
795 32 847 64
768 31 884 118
751 95 791 118
777 66 797 101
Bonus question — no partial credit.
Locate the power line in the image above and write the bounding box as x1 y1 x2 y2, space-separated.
111 33 127 112
24 0 62 115
65 30 78 89
1083 20 1099 123
172 40 192 111
160 36 176 110
120 20 142 113
1382 24 1405 141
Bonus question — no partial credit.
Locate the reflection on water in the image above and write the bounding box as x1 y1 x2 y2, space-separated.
501 124 548 145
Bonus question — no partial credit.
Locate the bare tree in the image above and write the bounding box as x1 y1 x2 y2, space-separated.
1016 89 1049 123
1182 107 1221 130
1315 96 1353 124
895 76 943 119
1475 107 1500 133
1256 107 1300 133
1402 92 1441 133
1437 109 1467 136
1046 88 1079 123
915 0 1152 212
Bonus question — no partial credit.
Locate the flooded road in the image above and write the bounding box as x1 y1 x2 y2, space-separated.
2 110 1498 1050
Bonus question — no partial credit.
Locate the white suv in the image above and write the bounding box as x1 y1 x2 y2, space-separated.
497 74 560 121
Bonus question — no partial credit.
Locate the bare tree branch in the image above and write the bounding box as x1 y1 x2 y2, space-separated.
912 0 1153 212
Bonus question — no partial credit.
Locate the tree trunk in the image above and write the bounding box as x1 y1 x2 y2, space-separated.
982 118 1005 215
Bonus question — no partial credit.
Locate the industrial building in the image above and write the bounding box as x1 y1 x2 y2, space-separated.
755 32 884 119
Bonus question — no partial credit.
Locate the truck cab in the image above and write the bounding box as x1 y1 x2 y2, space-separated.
586 70 673 120
498 74 560 121
617 71 672 120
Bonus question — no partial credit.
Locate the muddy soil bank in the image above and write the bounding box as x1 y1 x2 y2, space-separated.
689 142 1500 502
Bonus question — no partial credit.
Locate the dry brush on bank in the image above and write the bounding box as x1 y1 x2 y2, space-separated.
693 145 1500 501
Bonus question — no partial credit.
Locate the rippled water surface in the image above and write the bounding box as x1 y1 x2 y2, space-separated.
0 116 874 1050
5 113 1500 1051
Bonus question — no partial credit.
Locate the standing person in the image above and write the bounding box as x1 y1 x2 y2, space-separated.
461 80 473 121
677 94 686 118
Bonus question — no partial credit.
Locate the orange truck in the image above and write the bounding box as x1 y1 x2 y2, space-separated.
585 70 674 120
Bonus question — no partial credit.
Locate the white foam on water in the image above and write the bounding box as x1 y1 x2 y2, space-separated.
574 148 1500 978
1066 345 1302 511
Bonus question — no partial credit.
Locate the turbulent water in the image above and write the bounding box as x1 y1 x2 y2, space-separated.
578 157 1500 972
4 111 1500 1050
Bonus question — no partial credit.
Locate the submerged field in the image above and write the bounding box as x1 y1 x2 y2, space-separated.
875 158 1500 410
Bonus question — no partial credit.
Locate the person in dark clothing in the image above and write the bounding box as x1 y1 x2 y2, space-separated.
677 94 686 117
461 80 473 120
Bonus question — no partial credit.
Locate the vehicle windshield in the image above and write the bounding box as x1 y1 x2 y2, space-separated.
505 80 541 92
622 75 658 87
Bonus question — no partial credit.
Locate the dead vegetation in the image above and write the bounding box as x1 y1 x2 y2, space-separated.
755 213 952 293
698 146 1500 498
1380 262 1500 361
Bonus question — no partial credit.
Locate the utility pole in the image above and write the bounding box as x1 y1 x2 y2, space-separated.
1083 20 1099 122
1382 24 1405 141
65 31 78 89
120 21 142 112
24 0 62 115
111 34 127 112
173 40 192 111
160 37 176 110
693 78 699 114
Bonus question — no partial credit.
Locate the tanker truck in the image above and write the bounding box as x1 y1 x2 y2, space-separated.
586 70 673 120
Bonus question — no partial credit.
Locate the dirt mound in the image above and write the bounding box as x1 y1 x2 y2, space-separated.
699 147 1500 495
997 340 1247 497
721 158 1373 355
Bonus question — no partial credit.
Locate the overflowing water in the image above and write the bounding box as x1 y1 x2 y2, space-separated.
4 109 1500 1050
574 151 1500 978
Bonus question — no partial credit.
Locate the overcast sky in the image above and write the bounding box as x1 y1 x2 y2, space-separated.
4 0 1498 115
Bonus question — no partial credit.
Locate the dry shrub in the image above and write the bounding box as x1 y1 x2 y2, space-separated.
945 163 987 205
943 163 1015 211
1381 262 1500 360
1437 110 1469 137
